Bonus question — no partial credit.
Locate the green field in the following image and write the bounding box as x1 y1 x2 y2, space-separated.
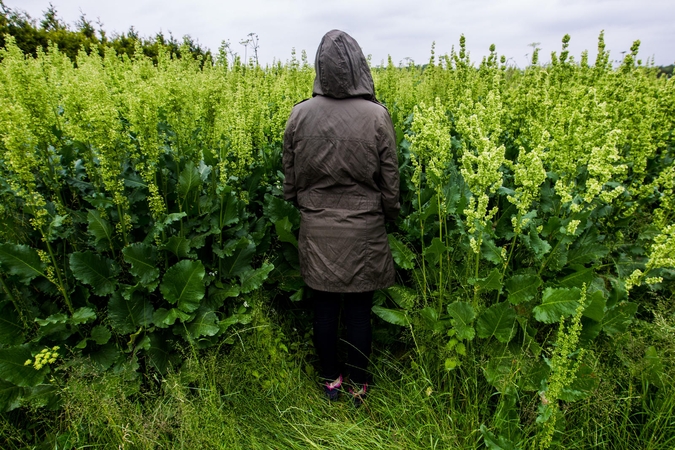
0 30 674 448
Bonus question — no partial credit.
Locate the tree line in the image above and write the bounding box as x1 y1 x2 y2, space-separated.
0 1 211 63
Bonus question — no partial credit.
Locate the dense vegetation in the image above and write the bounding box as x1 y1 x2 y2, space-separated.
0 14 673 448
0 1 211 63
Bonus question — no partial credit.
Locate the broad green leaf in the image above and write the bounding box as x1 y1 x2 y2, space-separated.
0 244 46 284
447 301 476 340
198 161 212 181
386 285 417 310
69 251 118 296
372 305 409 326
87 210 113 245
567 229 609 266
480 425 518 450
481 238 505 265
289 288 304 302
424 237 447 265
147 332 172 374
164 236 191 258
160 260 205 313
177 161 202 196
208 284 240 307
547 237 572 271
607 277 628 308
476 302 517 343
523 226 551 260
567 243 609 266
163 212 187 225
153 308 192 328
90 325 111 345
642 346 664 388
505 273 541 305
517 317 542 356
614 253 643 279
541 216 561 237
444 357 458 371
133 334 151 352
419 193 438 222
483 353 518 391
0 346 46 387
473 268 502 293
263 193 300 226
558 266 595 288
219 314 241 333
71 307 96 324
145 213 187 243
123 243 160 285
274 217 297 247
533 287 581 324
220 238 255 278
519 358 550 391
443 182 462 214
239 262 274 294
23 383 60 410
559 364 599 401
213 239 239 258
35 313 68 326
88 343 119 371
123 172 148 189
218 191 241 228
388 235 415 270
419 306 439 330
185 308 220 339
602 302 637 336
582 290 606 322
580 317 603 343
108 292 153 334
122 281 158 301
0 302 24 345
0 379 24 412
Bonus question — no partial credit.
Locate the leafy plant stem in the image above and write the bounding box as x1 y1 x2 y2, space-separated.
437 192 444 314
495 232 518 304
44 235 73 314
116 204 129 246
472 235 482 306
0 276 23 327
418 186 428 304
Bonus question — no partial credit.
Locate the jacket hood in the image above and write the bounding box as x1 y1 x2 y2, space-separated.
312 30 376 101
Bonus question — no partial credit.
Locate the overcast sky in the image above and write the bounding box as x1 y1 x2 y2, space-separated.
11 0 675 67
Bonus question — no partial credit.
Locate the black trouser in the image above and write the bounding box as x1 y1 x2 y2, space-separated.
313 290 373 386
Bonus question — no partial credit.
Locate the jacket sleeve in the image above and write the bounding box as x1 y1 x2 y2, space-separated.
282 114 297 204
378 113 400 221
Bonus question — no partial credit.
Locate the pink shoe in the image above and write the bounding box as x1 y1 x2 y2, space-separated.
323 374 342 401
349 382 367 407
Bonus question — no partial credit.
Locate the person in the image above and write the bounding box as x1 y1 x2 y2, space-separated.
283 29 400 404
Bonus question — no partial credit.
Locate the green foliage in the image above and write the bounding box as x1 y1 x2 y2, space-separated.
0 346 46 387
446 301 476 340
372 305 410 326
69 251 119 296
0 26 672 448
0 243 45 284
159 260 206 312
533 287 582 324
476 302 517 343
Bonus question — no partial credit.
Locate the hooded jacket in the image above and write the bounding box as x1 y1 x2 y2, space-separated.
283 30 400 293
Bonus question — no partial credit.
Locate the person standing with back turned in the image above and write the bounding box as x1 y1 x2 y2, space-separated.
283 29 400 405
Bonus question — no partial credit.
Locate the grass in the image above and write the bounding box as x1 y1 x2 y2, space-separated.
1 295 674 449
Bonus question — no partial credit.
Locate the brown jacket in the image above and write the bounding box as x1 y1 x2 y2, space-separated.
283 30 400 293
